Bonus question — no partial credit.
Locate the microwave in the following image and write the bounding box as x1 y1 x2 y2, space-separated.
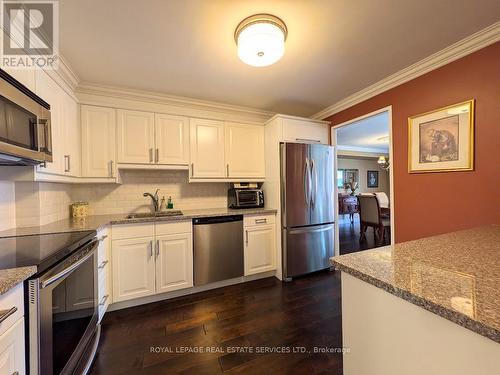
228 188 264 208
0 69 52 165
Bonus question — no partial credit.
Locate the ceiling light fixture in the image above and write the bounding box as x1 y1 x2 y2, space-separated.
234 14 287 67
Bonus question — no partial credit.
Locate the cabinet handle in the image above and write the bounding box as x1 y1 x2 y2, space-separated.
226 164 229 177
255 218 267 224
64 155 69 172
191 163 194 177
68 155 71 172
156 239 159 258
0 307 17 324
245 230 248 246
99 295 109 306
109 160 114 178
98 260 108 269
295 138 321 143
11 372 19 375
155 148 159 163
149 240 153 258
149 148 153 163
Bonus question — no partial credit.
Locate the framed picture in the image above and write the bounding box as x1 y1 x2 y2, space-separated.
408 99 474 173
367 170 379 188
343 169 358 185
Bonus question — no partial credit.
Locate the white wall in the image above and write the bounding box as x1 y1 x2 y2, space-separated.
71 170 228 216
338 157 389 196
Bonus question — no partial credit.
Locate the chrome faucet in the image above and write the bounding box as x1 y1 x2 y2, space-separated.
143 189 160 213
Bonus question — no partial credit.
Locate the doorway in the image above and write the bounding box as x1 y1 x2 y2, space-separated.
331 107 394 256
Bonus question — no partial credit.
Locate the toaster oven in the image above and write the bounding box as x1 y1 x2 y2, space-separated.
228 188 264 208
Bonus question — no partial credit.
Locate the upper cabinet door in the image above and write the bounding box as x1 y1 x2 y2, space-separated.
35 69 63 175
189 118 225 178
155 114 189 165
282 118 329 145
81 105 116 178
117 110 155 164
62 93 80 177
225 123 265 178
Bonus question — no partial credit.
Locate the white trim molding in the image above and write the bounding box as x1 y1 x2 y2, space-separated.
76 82 275 124
313 22 500 120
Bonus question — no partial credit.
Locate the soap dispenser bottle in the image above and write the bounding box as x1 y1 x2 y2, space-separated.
167 196 174 209
160 196 166 212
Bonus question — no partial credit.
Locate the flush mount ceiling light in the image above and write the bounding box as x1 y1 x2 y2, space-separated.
234 14 287 67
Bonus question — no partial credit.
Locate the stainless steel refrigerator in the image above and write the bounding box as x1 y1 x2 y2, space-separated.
281 142 334 280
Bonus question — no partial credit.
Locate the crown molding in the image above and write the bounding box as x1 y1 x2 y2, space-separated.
265 113 330 125
75 82 275 123
54 54 80 91
312 22 500 120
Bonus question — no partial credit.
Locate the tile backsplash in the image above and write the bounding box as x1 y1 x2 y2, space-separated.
2 170 229 229
0 181 15 231
71 170 229 216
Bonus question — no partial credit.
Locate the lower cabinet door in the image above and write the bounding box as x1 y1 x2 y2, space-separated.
156 233 193 294
112 237 156 302
244 224 276 275
0 317 25 375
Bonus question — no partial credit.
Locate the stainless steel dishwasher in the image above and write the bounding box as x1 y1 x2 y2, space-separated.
193 215 244 286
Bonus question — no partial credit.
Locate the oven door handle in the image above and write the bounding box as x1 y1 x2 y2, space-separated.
41 241 97 289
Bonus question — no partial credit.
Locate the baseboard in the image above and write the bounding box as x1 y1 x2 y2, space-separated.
107 270 277 312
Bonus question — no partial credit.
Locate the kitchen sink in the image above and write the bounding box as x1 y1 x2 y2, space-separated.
126 211 183 219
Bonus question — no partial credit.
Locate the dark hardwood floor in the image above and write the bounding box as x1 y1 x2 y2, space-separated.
90 271 343 375
339 214 390 255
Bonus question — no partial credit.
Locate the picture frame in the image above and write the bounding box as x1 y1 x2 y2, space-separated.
367 170 379 188
408 99 474 173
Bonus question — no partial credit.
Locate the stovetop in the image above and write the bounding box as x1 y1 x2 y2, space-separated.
0 230 96 274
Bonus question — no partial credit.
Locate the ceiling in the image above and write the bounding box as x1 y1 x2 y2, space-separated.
336 112 389 152
59 0 500 117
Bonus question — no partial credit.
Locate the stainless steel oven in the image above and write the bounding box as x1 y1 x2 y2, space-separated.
28 238 99 375
0 68 52 165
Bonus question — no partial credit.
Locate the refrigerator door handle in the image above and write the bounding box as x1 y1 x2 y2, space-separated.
310 158 317 208
288 224 333 235
304 158 310 206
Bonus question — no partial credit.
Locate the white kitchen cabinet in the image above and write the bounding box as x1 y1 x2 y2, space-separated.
112 237 155 302
117 109 155 164
61 92 80 177
35 69 63 175
225 122 265 178
189 118 225 178
3 66 36 92
155 113 189 165
34 69 81 178
281 117 329 144
97 228 111 321
0 317 25 375
81 105 116 178
244 216 276 276
155 233 193 294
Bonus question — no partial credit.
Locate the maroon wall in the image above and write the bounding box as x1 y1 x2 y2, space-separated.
326 42 500 242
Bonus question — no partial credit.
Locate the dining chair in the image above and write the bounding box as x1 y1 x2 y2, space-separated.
357 195 390 246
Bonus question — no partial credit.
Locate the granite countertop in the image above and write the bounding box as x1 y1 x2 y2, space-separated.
0 266 37 295
0 207 277 294
330 225 500 343
0 207 277 238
